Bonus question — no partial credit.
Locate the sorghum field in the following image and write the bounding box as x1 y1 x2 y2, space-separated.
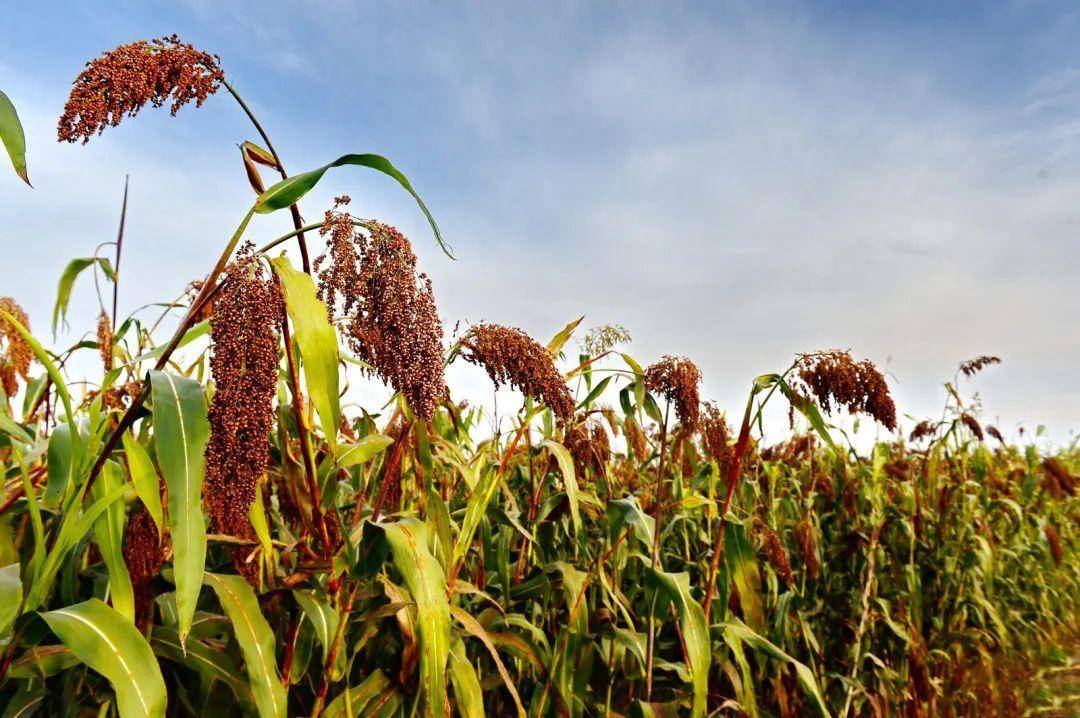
0 37 1077 718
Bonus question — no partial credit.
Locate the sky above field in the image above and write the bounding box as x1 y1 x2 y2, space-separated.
2 1 1079 445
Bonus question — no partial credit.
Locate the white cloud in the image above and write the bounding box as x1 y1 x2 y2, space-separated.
2 2 1078 446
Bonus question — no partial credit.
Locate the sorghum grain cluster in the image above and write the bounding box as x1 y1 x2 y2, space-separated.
58 35 223 144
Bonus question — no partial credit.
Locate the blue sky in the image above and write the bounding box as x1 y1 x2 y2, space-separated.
2 1 1079 443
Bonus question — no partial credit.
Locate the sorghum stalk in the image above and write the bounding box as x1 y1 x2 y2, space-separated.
702 390 755 623
644 401 670 701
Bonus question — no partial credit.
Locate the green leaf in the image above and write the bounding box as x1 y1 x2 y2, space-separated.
336 433 394 468
721 620 831 718
1 688 45 718
577 375 612 411
6 645 81 680
204 573 288 718
607 496 655 547
122 431 163 538
775 379 837 451
254 153 450 258
450 465 502 574
269 256 341 449
91 460 135 623
724 522 764 631
130 320 209 366
378 519 451 718
293 589 339 661
150 371 209 645
448 636 484 718
0 563 20 639
51 257 113 335
547 315 584 357
44 420 78 509
323 670 393 718
543 440 581 534
151 625 258 713
0 90 29 185
40 599 167 718
645 570 710 718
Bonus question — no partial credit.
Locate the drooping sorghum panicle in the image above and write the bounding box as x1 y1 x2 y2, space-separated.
793 350 897 431
756 520 795 588
909 420 936 443
624 415 648 459
461 323 575 421
122 501 164 631
986 425 1004 444
58 35 224 144
599 407 620 438
959 355 1001 378
314 197 362 314
316 208 446 421
1043 458 1077 497
580 324 632 356
565 419 610 476
643 355 701 430
97 311 113 370
700 401 732 469
1045 524 1064 566
960 413 984 442
0 297 31 398
203 244 283 564
794 519 820 581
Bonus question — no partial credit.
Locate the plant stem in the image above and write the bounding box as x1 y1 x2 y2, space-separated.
644 402 670 701
223 80 311 273
112 175 129 328
310 583 357 717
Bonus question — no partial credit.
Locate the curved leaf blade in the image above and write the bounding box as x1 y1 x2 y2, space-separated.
204 572 287 718
40 599 167 718
269 256 340 449
150 371 209 644
122 431 164 537
448 636 484 718
645 570 710 718
722 620 831 718
91 460 135 623
379 519 451 718
0 563 20 640
543 440 581 534
254 153 450 258
0 90 28 185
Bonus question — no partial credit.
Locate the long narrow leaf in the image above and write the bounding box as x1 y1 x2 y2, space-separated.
269 256 340 449
0 90 29 185
150 371 209 645
379 519 451 718
254 153 450 257
204 573 287 718
40 599 167 718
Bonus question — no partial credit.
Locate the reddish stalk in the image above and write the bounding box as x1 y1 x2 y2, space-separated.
702 394 755 623
371 419 413 522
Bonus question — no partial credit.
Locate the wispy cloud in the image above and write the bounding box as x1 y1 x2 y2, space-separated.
2 1 1078 443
